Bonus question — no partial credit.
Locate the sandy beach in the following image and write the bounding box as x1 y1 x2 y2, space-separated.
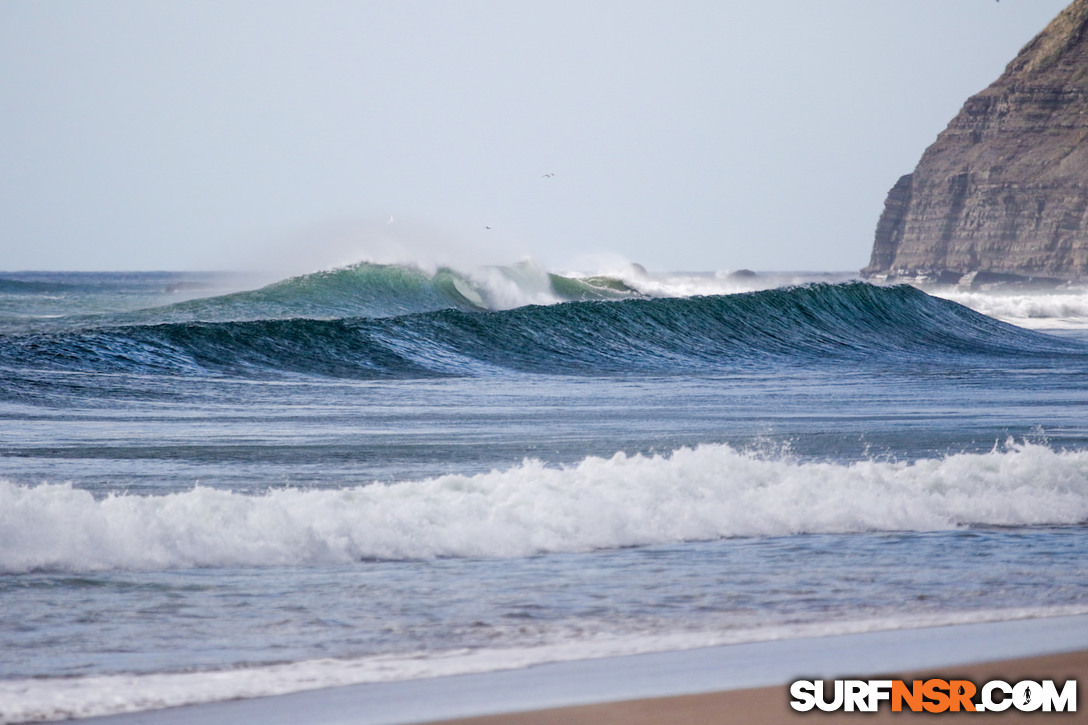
75 615 1088 725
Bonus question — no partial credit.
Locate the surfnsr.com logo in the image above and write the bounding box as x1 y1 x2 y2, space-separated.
790 678 1077 713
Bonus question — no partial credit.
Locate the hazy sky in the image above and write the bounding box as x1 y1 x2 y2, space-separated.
0 0 1072 275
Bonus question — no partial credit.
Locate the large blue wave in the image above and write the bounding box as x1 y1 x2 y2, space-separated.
1 283 1083 382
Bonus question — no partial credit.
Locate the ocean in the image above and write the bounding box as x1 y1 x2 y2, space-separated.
2 263 1088 722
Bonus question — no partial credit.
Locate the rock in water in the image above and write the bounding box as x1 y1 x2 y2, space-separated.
864 0 1088 285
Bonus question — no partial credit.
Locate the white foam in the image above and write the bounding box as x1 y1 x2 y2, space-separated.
466 259 562 309
2 606 1086 724
932 287 1088 330
571 265 850 299
3 442 1087 573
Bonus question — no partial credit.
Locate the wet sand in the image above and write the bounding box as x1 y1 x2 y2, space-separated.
429 649 1086 724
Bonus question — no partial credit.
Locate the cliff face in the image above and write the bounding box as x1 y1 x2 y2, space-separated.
864 0 1088 283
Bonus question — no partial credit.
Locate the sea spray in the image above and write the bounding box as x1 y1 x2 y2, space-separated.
69 261 643 327
3 442 1086 573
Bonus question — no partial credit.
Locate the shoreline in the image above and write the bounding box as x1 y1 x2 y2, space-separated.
429 648 1087 724
72 614 1088 725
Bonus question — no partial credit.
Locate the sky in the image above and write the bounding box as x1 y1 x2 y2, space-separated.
0 0 1073 275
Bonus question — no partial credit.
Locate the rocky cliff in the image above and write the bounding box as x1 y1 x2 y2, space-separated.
864 0 1088 284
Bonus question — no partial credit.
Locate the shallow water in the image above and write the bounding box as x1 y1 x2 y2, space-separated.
3 527 1087 682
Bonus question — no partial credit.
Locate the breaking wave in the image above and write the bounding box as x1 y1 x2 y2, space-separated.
0 282 1081 382
3 441 1086 573
114 260 643 324
933 287 1088 330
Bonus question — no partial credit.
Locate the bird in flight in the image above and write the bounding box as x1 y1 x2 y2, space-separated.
541 172 555 178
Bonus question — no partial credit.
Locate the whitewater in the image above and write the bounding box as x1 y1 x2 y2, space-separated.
1 262 1088 723
3 442 1088 573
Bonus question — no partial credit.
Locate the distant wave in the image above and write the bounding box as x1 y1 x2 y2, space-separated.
0 278 74 294
0 261 837 329
110 261 643 325
2 441 1086 573
0 283 1080 382
933 287 1088 330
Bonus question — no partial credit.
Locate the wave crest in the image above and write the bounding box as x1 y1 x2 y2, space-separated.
116 261 642 325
